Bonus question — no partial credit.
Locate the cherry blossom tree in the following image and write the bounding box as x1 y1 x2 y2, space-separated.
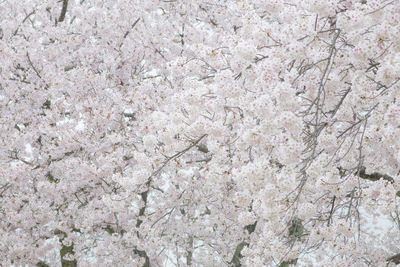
0 0 399 266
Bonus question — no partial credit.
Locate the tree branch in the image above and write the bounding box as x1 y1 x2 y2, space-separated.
387 253 400 265
58 0 68 22
356 166 394 183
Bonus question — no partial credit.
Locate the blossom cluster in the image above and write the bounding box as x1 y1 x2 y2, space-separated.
0 0 399 266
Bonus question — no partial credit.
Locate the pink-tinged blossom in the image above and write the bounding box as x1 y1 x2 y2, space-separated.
1 0 400 266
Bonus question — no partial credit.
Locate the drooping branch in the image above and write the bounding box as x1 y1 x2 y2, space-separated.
13 10 35 36
136 134 207 228
135 134 208 267
26 52 41 79
119 18 140 48
150 134 208 180
295 29 342 203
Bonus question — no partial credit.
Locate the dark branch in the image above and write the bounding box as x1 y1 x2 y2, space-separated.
356 166 394 183
27 52 41 79
387 253 400 265
133 248 150 267
58 0 68 22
